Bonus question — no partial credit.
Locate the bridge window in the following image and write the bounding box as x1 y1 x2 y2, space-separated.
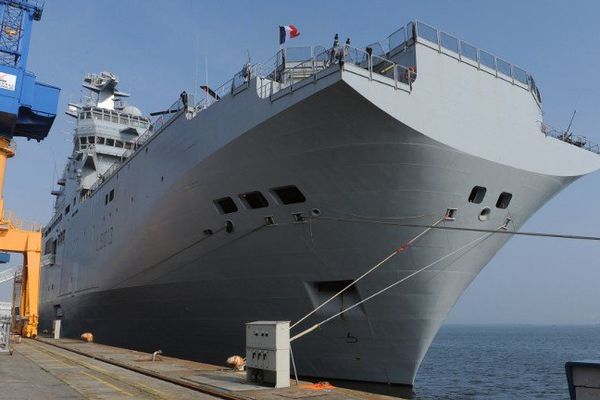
496 192 512 209
468 186 487 204
239 191 269 209
271 185 306 205
106 138 114 146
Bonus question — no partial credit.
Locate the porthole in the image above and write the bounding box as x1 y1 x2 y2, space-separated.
239 191 269 209
214 197 238 214
271 185 306 205
468 186 487 204
311 208 321 216
496 192 513 209
479 207 491 221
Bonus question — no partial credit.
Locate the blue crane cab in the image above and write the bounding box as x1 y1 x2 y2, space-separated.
0 0 59 141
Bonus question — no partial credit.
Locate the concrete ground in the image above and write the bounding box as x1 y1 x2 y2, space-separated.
3 338 406 399
3 339 217 399
0 350 81 399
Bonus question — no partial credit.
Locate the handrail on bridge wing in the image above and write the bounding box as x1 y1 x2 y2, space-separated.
542 123 600 154
262 44 416 95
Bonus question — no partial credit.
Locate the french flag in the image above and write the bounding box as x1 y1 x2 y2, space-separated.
279 25 300 44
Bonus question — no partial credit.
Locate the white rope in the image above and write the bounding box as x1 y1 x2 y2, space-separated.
290 224 505 343
289 216 446 330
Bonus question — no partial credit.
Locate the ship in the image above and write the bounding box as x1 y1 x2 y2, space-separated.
38 21 600 385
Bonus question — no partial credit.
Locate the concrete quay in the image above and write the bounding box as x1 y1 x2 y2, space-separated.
0 337 408 399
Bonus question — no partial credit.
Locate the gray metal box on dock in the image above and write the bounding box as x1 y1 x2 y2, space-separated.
246 321 290 388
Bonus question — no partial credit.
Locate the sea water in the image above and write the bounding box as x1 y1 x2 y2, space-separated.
413 324 600 399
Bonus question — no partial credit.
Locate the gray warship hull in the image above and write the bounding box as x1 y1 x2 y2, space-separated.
39 23 600 385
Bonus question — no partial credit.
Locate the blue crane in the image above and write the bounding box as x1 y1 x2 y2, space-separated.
0 0 59 141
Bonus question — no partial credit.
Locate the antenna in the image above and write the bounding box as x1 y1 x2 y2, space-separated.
204 55 208 108
565 110 577 138
194 35 199 107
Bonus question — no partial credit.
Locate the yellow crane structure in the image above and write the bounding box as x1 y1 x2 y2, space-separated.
0 0 60 337
0 137 42 337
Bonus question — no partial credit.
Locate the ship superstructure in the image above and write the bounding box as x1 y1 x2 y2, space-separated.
39 21 600 385
52 72 148 206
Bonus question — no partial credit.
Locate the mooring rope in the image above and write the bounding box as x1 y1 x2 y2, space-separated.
311 215 600 241
290 214 447 330
290 222 507 343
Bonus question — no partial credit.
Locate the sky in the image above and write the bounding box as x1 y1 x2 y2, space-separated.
1 0 600 324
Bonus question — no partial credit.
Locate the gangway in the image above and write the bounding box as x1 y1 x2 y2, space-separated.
0 0 59 338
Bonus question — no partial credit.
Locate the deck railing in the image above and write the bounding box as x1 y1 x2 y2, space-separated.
253 44 416 99
543 124 600 154
410 20 542 105
78 106 150 128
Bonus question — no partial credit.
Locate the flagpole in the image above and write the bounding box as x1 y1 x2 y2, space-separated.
278 25 284 82
279 26 284 69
